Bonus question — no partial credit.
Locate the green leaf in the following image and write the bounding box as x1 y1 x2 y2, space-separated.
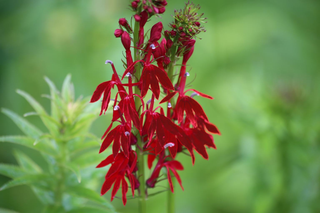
72 150 107 168
70 113 97 135
65 186 115 211
13 150 42 173
16 89 59 136
0 136 58 156
44 76 62 120
69 140 100 155
62 74 74 103
66 206 114 213
32 186 54 205
0 174 53 191
1 108 42 139
0 208 19 213
0 164 27 178
63 162 81 183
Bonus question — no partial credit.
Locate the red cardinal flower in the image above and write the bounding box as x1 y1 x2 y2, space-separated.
122 45 174 99
90 61 127 115
146 153 184 192
141 106 195 164
97 150 138 205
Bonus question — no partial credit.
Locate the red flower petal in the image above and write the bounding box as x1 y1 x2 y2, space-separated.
159 91 177 104
121 177 128 205
96 154 114 168
90 81 110 103
153 65 174 90
111 177 121 201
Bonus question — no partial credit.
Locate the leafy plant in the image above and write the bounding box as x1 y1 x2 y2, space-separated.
0 75 115 213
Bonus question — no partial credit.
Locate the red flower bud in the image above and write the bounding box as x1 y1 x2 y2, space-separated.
195 21 201 26
164 30 170 38
159 7 165 14
178 26 183 31
147 7 153 13
172 24 176 28
121 31 131 50
153 6 159 14
164 56 170 65
161 0 167 6
170 30 176 36
166 39 173 49
188 28 193 32
134 14 141 22
149 22 163 43
114 29 123 38
180 32 186 37
131 1 138 9
119 18 127 26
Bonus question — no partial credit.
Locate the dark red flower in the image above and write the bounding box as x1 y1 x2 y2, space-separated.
122 46 174 99
97 150 138 205
146 153 184 192
114 29 123 37
141 108 195 164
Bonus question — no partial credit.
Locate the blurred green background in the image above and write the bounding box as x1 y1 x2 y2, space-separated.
1 0 320 212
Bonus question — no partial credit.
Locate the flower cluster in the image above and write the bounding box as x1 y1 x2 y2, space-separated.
91 1 220 206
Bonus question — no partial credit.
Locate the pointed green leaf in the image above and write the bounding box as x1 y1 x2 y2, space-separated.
32 186 54 205
13 150 42 173
63 163 81 183
62 74 74 103
66 207 114 213
72 150 107 168
0 174 52 191
16 89 59 136
44 76 62 120
65 186 115 211
0 164 27 178
69 140 100 155
0 208 19 213
1 108 42 139
0 136 58 156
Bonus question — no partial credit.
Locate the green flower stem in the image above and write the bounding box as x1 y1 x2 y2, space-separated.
167 178 175 213
133 19 147 213
55 140 67 209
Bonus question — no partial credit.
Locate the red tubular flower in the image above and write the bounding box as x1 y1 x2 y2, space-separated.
90 74 117 115
97 151 138 205
122 46 174 99
141 107 195 164
146 153 184 192
137 11 148 48
99 121 132 158
121 31 134 72
149 22 163 44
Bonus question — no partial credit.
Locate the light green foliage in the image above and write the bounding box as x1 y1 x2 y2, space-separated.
0 76 115 213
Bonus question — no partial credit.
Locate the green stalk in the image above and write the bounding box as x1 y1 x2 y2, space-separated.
167 179 175 213
54 139 67 210
133 19 147 213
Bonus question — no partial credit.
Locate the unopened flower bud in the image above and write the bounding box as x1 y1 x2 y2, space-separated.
166 39 173 49
178 26 183 31
170 30 176 36
134 14 141 22
195 21 201 26
180 32 186 37
153 5 159 14
114 29 123 38
121 31 131 50
164 56 170 65
172 24 176 28
159 7 166 14
119 18 127 26
149 22 163 43
131 1 138 9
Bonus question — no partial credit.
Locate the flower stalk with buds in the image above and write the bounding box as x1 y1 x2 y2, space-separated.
90 1 220 212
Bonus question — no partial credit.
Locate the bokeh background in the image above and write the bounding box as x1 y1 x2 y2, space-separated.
1 0 320 212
